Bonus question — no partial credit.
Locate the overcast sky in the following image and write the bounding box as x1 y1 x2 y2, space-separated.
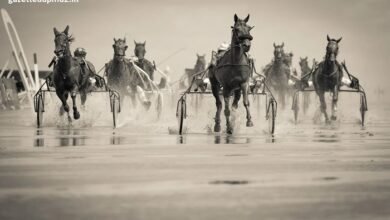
0 0 389 92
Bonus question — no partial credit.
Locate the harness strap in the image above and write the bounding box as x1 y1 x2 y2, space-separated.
215 63 251 70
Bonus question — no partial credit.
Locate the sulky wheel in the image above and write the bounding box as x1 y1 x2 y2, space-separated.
360 94 367 126
36 95 44 128
177 98 186 135
303 93 310 115
157 93 163 120
267 99 276 134
112 98 120 128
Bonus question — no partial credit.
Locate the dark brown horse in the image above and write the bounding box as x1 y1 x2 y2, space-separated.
52 26 93 120
264 43 291 109
133 41 155 89
105 38 134 103
299 57 313 113
209 14 254 134
299 57 311 77
313 35 343 123
132 41 167 92
187 54 207 91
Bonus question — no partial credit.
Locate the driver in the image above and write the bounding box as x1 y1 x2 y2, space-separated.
73 47 98 86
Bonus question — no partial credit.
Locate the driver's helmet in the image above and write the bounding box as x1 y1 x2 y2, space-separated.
74 47 87 57
217 42 229 52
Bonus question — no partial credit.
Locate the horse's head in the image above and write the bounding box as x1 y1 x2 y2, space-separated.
326 35 342 62
231 14 254 52
195 53 207 69
299 57 309 69
113 38 128 60
53 25 74 57
134 41 146 60
273 43 285 61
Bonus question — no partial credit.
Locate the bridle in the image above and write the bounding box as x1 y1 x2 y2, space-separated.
215 28 252 70
54 33 70 57
113 43 127 57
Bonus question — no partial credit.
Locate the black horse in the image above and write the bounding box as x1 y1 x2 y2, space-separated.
209 14 254 134
52 25 95 120
313 35 343 123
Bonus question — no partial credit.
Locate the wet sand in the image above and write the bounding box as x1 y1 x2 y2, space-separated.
0 98 389 220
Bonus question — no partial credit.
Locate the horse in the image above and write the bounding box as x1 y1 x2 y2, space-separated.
133 41 155 88
312 35 343 123
131 41 171 109
299 57 313 113
264 43 291 109
52 25 94 120
186 54 208 92
299 57 311 77
209 14 254 134
105 38 134 104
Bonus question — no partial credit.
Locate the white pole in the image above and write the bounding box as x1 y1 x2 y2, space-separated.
6 69 14 79
33 53 39 90
19 52 35 89
1 9 34 110
12 52 33 109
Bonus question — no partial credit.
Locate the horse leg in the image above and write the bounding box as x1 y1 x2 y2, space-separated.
242 83 253 127
71 90 80 120
127 86 137 108
318 91 329 123
331 86 339 121
136 86 151 110
277 89 284 110
223 89 233 134
232 89 241 109
57 91 69 115
281 89 286 110
210 77 222 132
80 92 87 110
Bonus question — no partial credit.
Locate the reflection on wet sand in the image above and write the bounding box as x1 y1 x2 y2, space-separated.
34 129 87 147
34 129 44 147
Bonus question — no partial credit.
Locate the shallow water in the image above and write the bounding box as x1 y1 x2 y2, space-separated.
0 93 389 220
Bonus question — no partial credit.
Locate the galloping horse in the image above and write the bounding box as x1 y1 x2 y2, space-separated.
186 54 207 91
313 35 343 123
133 41 155 89
299 57 311 77
299 57 313 113
209 14 254 134
52 25 95 120
105 38 134 103
264 43 291 109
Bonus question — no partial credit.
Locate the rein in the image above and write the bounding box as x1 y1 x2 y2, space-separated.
321 61 339 78
215 29 251 71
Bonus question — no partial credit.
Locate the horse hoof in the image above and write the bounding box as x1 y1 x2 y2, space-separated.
246 121 254 127
63 105 70 112
331 115 337 121
214 124 221 132
74 111 80 120
227 127 233 135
